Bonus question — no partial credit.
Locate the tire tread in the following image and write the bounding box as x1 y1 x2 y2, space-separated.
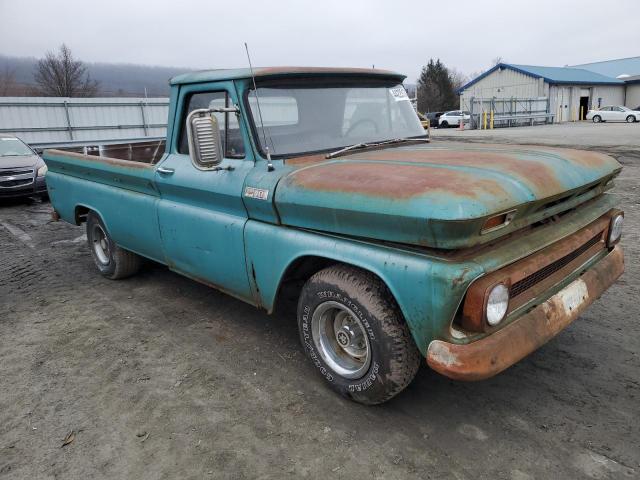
307 264 420 404
86 212 141 280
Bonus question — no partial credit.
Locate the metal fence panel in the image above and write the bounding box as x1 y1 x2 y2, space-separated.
0 97 169 147
462 97 553 129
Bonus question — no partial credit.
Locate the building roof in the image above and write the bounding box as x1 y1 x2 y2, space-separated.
170 67 404 85
571 56 640 79
624 74 640 85
459 63 624 93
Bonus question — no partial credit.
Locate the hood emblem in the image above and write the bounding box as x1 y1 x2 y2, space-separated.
244 186 269 200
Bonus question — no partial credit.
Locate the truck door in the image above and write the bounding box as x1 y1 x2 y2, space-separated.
154 83 254 303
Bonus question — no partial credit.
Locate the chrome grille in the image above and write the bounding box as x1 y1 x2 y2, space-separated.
0 168 34 176
0 168 35 188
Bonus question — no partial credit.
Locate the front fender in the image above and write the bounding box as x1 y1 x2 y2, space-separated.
244 220 483 355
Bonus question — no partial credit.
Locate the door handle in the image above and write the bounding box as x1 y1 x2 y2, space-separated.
156 167 175 175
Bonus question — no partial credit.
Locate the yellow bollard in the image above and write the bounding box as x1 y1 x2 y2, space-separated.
490 110 494 129
580 106 584 121
482 111 487 130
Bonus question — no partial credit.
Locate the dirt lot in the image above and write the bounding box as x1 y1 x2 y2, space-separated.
1 141 639 479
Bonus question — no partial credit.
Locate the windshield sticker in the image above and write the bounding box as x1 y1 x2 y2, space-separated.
389 87 409 102
244 186 269 201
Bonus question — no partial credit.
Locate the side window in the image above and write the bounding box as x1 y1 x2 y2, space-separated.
178 91 245 158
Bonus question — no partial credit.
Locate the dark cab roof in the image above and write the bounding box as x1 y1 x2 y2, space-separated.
170 66 405 85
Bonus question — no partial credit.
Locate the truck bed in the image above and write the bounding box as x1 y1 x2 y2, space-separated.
43 148 159 198
48 140 165 164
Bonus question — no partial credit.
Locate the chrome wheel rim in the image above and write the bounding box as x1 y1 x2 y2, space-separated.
311 301 371 379
91 224 110 265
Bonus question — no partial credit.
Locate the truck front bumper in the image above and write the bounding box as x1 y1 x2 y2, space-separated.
426 245 624 381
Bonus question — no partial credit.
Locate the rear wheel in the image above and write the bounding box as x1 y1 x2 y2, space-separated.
86 212 141 280
626 115 636 123
297 265 420 405
592 115 602 123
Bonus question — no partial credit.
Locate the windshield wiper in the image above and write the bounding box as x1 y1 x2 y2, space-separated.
325 137 428 159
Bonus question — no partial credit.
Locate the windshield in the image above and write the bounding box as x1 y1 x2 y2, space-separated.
247 81 425 157
0 137 33 157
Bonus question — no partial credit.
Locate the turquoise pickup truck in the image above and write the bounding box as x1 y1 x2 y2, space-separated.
45 67 624 404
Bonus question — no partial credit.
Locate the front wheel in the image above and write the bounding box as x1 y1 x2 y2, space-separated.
86 212 141 280
626 115 636 123
297 265 420 405
440 120 449 128
592 115 602 123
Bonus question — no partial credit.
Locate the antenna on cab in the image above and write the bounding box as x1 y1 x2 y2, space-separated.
244 42 274 172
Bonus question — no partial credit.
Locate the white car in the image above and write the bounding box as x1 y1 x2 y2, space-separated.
438 110 471 127
586 106 639 123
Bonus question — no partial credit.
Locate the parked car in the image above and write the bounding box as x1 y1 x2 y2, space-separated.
44 67 624 405
586 106 640 123
438 110 470 127
0 135 48 199
421 111 443 129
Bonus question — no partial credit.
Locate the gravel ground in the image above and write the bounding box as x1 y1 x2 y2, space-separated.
0 143 638 479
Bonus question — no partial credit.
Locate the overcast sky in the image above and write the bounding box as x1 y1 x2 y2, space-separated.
1 0 638 82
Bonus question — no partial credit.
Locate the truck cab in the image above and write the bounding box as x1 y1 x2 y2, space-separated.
44 67 624 404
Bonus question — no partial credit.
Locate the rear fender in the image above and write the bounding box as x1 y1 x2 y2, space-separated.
46 171 165 263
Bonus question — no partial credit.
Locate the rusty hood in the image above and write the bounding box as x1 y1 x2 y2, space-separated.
273 143 621 249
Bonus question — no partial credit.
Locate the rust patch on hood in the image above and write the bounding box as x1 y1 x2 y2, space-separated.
351 149 564 197
284 142 619 201
286 161 509 199
286 153 328 166
520 145 615 168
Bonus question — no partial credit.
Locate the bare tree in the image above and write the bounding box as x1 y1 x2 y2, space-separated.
448 68 469 92
34 44 99 97
0 66 17 96
491 56 504 66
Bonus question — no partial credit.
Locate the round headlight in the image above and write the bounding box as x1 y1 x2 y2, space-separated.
608 214 623 246
486 283 509 326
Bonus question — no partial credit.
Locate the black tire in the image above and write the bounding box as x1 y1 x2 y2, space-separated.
592 115 602 123
297 264 420 405
626 115 636 123
86 212 141 280
440 120 449 128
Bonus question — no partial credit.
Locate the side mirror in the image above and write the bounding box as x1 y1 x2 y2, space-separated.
186 108 223 169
